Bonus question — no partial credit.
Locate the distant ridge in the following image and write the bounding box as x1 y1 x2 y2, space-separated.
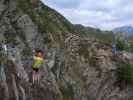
113 26 133 36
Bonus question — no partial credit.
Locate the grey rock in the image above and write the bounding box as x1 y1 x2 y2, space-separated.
0 0 133 100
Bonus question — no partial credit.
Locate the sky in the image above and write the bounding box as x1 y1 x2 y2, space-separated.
41 0 133 30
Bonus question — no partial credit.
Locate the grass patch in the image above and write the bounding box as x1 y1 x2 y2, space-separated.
118 61 133 84
60 85 74 100
22 47 32 56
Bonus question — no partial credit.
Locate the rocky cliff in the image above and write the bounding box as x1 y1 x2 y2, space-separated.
0 0 133 100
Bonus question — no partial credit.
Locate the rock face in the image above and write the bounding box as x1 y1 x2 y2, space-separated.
0 0 133 100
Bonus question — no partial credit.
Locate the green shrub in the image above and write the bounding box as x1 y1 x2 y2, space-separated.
43 37 51 44
22 47 32 56
4 32 17 43
89 57 98 67
29 11 38 22
116 40 127 51
119 61 133 84
129 45 133 53
60 85 74 100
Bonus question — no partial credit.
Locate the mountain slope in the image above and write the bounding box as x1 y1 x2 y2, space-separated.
0 0 133 100
75 24 114 43
113 26 133 36
17 0 114 43
16 0 75 34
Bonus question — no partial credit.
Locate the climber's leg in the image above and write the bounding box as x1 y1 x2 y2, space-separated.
32 68 40 84
32 69 37 84
32 71 35 84
36 69 40 84
38 73 40 81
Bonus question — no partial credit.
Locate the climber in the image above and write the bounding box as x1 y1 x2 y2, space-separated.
112 34 117 54
112 45 117 54
3 44 7 52
32 49 44 84
2 43 8 56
